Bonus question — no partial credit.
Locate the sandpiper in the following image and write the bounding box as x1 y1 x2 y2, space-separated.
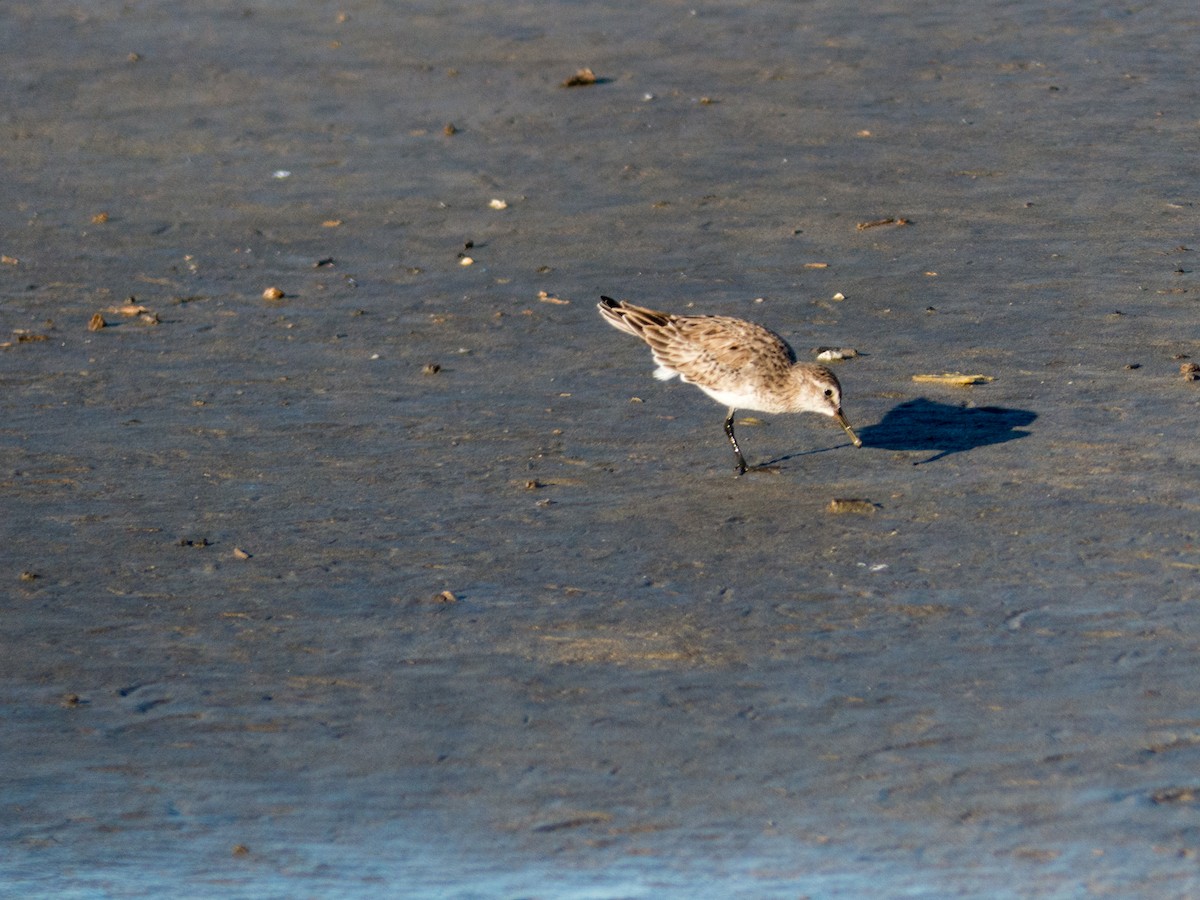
597 296 861 474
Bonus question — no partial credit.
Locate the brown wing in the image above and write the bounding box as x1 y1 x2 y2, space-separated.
659 315 795 373
598 297 797 388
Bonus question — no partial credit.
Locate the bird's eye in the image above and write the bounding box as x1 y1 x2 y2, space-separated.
823 388 834 397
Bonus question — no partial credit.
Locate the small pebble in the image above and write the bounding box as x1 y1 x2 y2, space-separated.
815 347 859 362
262 286 285 300
561 68 597 87
827 498 878 515
1152 787 1197 805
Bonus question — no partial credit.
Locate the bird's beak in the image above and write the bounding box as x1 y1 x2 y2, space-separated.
835 409 862 447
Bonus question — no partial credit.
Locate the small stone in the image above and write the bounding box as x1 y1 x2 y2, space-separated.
1152 787 1199 805
827 498 879 515
262 286 285 300
561 68 597 87
815 347 859 362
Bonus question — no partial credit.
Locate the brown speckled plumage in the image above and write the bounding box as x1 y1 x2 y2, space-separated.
597 296 861 474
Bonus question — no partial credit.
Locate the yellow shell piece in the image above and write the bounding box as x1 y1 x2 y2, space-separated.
911 373 995 385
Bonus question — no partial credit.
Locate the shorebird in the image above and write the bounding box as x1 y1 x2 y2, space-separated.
597 296 861 474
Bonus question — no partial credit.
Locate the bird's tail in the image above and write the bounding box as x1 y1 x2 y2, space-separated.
597 296 673 337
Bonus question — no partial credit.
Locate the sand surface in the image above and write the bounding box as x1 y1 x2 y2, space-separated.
4 1 1200 896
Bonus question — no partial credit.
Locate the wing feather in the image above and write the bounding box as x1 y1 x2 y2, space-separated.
598 297 797 391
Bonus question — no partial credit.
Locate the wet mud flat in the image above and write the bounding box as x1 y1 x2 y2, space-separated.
3 0 1200 896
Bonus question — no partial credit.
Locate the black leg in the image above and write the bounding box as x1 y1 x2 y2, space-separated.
723 408 748 475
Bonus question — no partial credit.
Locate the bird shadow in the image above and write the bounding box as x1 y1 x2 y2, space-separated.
756 432 860 468
856 398 1037 464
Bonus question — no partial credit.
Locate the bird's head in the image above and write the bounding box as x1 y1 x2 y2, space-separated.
803 367 862 447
